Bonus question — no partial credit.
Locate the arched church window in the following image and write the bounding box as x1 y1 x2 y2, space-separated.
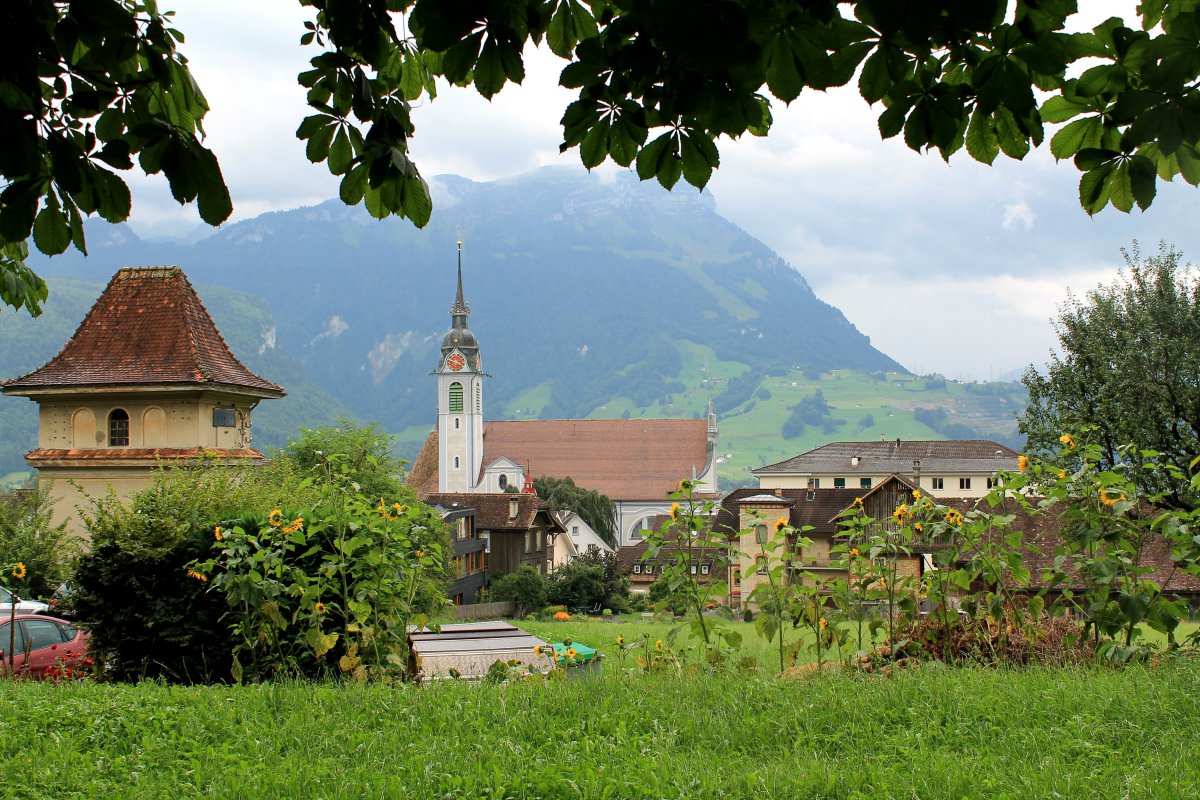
108 409 130 447
498 474 508 491
449 382 464 413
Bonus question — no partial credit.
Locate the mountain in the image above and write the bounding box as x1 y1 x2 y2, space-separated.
5 167 931 478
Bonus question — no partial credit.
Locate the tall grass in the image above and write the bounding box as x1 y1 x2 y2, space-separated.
4 662 1199 798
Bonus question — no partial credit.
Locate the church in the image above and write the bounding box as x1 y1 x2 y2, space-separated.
408 244 720 547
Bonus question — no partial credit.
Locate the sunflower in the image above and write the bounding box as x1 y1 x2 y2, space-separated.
11 562 26 580
775 516 788 532
393 502 407 515
819 617 828 631
852 497 863 507
849 548 860 558
314 602 327 614
282 517 304 534
534 645 545 657
655 639 664 651
186 569 207 582
892 503 910 523
615 635 624 646
566 647 578 661
944 509 963 526
214 526 223 542
1059 433 1076 449
669 502 681 520
912 490 922 501
1100 489 1127 506
1018 455 1028 473
914 522 924 533
268 508 284 527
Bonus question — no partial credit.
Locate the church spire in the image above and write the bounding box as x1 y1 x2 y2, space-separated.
451 237 469 317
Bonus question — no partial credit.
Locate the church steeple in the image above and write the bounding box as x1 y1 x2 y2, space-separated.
440 239 480 371
437 240 484 493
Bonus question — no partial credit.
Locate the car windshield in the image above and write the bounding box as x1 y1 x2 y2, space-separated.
0 587 13 604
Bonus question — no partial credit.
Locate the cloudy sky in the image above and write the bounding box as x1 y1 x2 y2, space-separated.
121 1 1200 381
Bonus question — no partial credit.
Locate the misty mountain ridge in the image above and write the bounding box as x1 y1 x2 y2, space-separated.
6 167 925 476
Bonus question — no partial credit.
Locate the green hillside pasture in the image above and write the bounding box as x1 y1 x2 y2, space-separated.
4 663 1198 798
505 380 557 419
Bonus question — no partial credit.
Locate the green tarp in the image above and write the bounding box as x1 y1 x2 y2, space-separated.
550 641 599 667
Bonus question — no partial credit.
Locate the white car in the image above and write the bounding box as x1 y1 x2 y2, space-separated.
0 585 49 615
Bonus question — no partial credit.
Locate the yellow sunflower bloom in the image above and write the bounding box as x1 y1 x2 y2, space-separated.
11 562 26 580
314 602 327 614
852 497 863 507
1059 433 1076 449
849 548 860 558
268 509 284 527
775 516 789 532
566 647 578 660
1100 490 1126 506
214 526 223 542
282 517 304 534
819 617 828 631
655 639 664 651
1018 455 1028 473
913 490 922 501
670 502 681 520
186 569 207 582
615 635 624 646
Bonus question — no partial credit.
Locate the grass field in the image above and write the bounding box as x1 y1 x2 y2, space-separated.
4 660 1199 798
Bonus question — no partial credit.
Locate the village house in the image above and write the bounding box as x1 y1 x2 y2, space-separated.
753 438 1019 498
617 512 728 597
1 267 284 533
716 475 924 608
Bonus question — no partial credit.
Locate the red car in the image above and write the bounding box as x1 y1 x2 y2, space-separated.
0 614 90 679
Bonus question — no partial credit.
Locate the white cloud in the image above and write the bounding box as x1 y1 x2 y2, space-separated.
1002 202 1036 231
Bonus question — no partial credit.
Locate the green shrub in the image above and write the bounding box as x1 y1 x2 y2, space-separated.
0 486 74 599
485 566 550 617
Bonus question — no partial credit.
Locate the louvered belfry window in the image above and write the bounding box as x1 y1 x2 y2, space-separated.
109 409 130 446
449 382 464 413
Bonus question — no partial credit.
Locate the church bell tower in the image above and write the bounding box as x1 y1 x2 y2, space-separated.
437 241 485 492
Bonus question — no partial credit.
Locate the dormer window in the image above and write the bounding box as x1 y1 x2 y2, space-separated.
108 409 130 447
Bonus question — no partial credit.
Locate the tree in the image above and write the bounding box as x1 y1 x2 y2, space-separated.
7 1 1200 314
548 546 630 611
284 418 411 502
533 475 617 548
1020 242 1200 508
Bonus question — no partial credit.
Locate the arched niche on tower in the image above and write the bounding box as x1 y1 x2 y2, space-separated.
71 408 96 449
142 406 167 447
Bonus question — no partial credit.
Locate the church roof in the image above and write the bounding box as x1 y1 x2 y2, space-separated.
2 267 284 397
406 418 712 502
753 439 1018 476
482 418 710 501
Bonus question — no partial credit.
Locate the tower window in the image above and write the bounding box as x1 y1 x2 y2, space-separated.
454 418 460 430
449 382 463 413
476 384 481 412
454 456 460 469
108 409 129 447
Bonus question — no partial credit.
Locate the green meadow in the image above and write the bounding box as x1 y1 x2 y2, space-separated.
4 659 1197 799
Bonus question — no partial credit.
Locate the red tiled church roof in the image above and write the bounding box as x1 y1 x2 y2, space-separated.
481 419 710 501
2 267 283 396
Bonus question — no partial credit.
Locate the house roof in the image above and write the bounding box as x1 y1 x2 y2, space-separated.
481 418 710 501
715 487 865 537
424 492 565 533
408 429 440 498
2 267 284 397
753 439 1019 476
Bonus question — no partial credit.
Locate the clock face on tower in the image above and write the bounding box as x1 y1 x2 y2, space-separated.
447 353 465 371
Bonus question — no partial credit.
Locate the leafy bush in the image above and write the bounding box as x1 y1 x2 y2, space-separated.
198 488 451 682
484 566 550 617
0 486 73 599
548 548 630 613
